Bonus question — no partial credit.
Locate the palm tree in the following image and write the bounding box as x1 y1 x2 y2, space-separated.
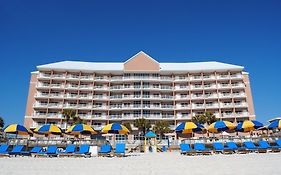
0 116 4 129
122 122 132 132
62 109 77 127
192 114 206 124
73 115 84 124
134 118 151 135
204 112 217 125
153 121 171 141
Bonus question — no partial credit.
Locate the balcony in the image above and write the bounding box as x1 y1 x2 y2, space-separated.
66 75 80 80
218 84 231 89
234 102 248 108
49 94 64 98
80 85 93 90
33 103 48 108
36 83 50 88
80 75 94 81
231 83 245 89
190 85 203 90
93 96 109 100
79 95 93 99
190 76 202 81
203 75 216 81
38 73 51 79
230 74 243 79
192 104 205 109
35 93 49 98
94 77 109 82
191 94 204 99
217 75 230 80
64 104 78 108
204 94 219 99
65 94 79 99
66 84 79 89
78 104 92 109
174 77 187 82
48 103 63 108
220 103 234 108
52 74 66 79
205 103 219 109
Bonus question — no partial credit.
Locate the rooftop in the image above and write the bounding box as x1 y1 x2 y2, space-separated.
37 51 244 73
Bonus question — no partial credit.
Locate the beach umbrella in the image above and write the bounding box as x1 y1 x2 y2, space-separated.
101 123 129 134
66 124 97 135
208 121 236 133
268 120 281 130
236 120 263 132
34 124 62 136
3 124 31 136
175 122 205 134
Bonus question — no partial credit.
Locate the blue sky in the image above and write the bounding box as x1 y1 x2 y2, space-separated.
0 0 280 125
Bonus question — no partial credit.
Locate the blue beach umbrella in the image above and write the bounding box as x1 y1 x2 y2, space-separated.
34 124 62 136
268 120 281 130
175 122 205 134
208 121 236 133
101 123 129 134
66 124 97 135
236 120 263 132
3 124 31 136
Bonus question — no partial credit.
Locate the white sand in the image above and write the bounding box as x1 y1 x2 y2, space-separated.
0 152 280 175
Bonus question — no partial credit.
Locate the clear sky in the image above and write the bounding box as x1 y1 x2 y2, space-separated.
0 0 280 125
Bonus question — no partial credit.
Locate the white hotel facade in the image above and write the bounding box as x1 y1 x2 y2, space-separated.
24 51 255 133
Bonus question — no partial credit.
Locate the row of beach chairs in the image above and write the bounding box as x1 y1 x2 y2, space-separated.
0 143 126 158
180 140 281 155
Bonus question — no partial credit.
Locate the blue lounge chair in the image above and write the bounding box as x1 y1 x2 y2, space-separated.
58 145 76 157
74 144 91 157
9 145 24 156
243 141 266 153
36 146 58 157
21 146 43 156
0 144 9 156
212 142 224 153
275 139 281 148
226 142 249 154
179 143 195 155
258 141 279 152
114 143 125 156
194 143 212 155
98 144 112 156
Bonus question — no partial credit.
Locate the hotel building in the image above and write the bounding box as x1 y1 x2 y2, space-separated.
24 51 255 135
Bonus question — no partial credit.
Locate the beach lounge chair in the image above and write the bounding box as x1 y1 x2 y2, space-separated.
0 144 10 157
212 142 234 154
21 146 43 156
9 145 24 156
98 144 112 157
193 143 212 155
58 145 76 157
275 139 281 148
244 141 266 153
114 143 126 157
225 142 249 154
212 142 224 153
257 141 279 152
35 146 58 157
74 144 91 157
0 144 9 156
179 143 195 155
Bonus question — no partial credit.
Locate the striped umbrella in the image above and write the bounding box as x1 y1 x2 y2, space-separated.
268 120 281 130
34 124 62 136
236 120 263 132
208 121 236 133
101 123 129 134
175 122 205 134
3 124 31 136
66 124 97 135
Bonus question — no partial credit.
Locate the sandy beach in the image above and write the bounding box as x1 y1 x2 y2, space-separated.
0 152 280 175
